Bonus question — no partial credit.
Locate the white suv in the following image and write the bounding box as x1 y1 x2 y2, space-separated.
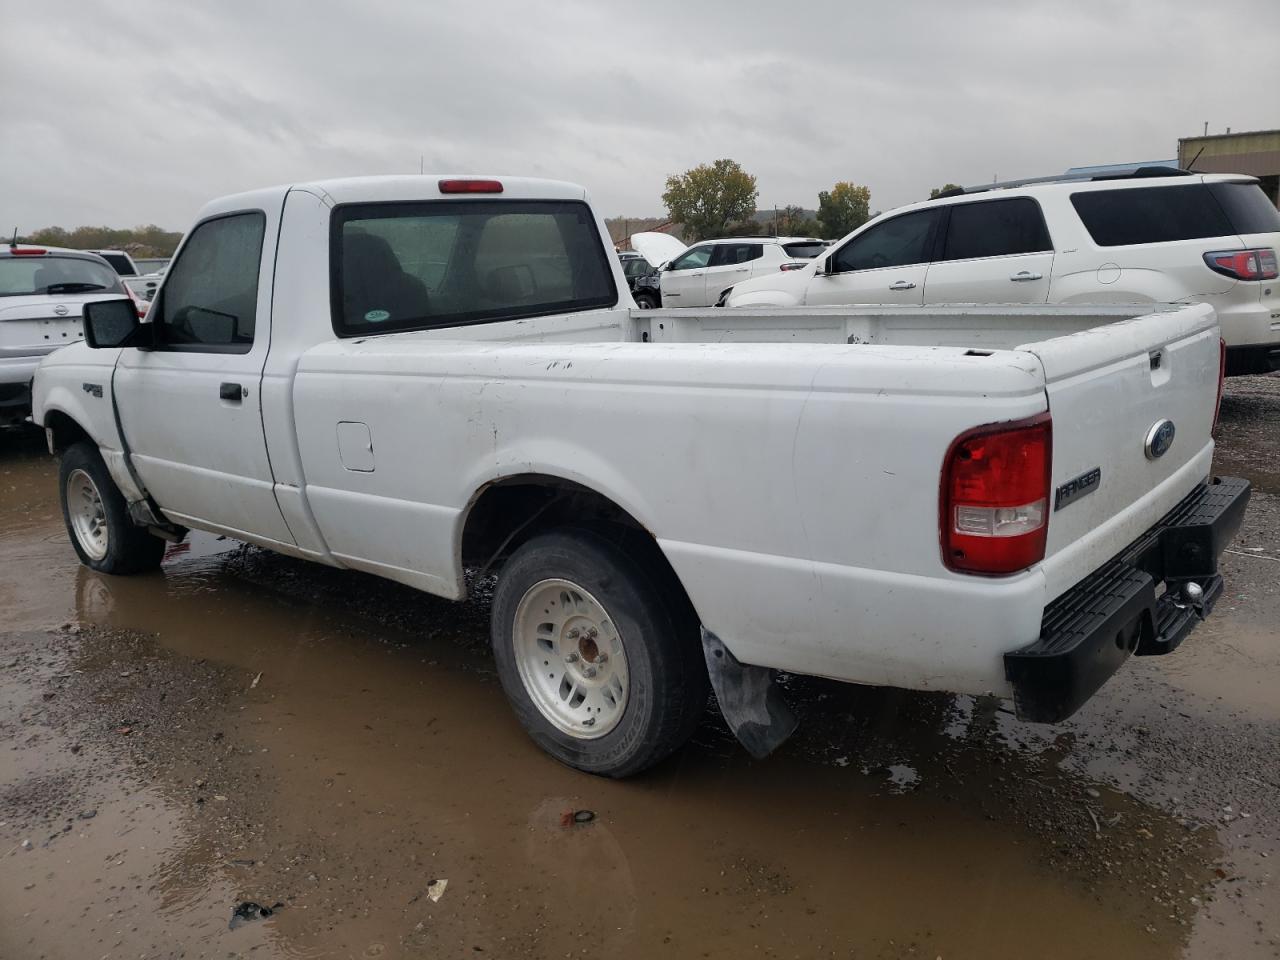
723 170 1280 375
651 235 825 308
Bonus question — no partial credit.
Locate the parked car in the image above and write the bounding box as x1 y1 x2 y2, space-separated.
615 252 665 309
637 234 825 308
0 245 131 426
90 249 165 302
627 232 686 308
723 169 1280 375
33 175 1247 778
90 249 141 276
132 257 169 276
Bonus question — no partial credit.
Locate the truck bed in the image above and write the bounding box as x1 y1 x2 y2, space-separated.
631 303 1183 350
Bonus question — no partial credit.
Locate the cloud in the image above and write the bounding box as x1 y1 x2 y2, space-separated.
0 0 1273 230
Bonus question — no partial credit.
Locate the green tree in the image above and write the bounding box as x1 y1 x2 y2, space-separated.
776 205 810 236
816 182 871 239
661 159 759 242
929 183 962 199
19 224 183 257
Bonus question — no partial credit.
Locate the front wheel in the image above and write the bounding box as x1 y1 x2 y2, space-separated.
633 293 658 310
58 442 166 575
490 528 708 777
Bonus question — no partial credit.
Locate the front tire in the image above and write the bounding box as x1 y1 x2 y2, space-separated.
633 293 658 310
58 442 166 575
491 527 708 777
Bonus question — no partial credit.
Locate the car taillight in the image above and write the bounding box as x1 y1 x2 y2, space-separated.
941 413 1052 576
1202 247 1278 281
438 178 504 194
779 262 807 271
1213 337 1226 433
124 288 146 319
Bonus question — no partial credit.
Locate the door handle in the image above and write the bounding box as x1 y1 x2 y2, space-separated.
1010 271 1043 282
731 267 749 273
888 280 916 291
219 382 243 402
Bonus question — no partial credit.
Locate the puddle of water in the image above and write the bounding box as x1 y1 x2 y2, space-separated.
3 421 1278 958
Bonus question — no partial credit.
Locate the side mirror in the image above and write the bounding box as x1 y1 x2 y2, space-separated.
83 298 143 349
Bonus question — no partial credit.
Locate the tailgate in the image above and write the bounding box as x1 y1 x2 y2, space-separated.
1020 303 1221 598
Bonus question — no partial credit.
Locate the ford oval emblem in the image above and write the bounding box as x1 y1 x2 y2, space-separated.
54 304 69 316
1144 419 1176 460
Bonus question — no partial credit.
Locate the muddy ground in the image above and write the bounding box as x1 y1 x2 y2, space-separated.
1 375 1277 960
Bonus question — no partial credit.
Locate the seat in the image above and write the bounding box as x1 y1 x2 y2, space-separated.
342 231 430 324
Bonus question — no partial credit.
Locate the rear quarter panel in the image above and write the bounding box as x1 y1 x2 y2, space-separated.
293 336 1051 694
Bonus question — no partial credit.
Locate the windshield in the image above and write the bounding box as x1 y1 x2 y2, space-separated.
0 256 122 297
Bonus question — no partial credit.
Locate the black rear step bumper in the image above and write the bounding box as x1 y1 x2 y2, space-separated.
1005 476 1251 723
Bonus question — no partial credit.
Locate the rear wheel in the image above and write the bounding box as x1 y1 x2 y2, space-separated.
58 442 165 575
491 527 707 777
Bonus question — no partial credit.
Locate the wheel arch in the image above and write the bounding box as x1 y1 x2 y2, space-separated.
458 472 698 622
43 407 95 454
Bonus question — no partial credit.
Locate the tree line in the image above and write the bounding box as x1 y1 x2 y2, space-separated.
14 224 183 258
654 159 962 243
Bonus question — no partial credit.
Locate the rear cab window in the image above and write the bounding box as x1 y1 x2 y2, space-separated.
332 200 617 336
940 198 1052 260
1069 181 1280 246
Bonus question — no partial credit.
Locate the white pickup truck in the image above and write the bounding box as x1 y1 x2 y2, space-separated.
31 175 1249 777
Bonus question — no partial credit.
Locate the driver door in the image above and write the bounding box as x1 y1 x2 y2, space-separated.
804 209 940 307
660 244 714 305
113 207 294 547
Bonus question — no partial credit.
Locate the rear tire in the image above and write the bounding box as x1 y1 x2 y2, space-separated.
58 442 166 575
490 527 708 777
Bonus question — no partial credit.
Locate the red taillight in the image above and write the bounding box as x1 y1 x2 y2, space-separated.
1202 247 1278 281
1213 337 1226 433
438 178 504 194
124 287 146 318
10 247 47 256
779 262 807 271
941 413 1052 576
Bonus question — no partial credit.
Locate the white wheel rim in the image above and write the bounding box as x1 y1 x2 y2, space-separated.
66 468 109 561
512 579 630 739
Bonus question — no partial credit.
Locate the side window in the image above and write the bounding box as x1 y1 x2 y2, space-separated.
831 210 939 273
156 212 265 352
941 198 1052 261
713 243 763 266
1070 185 1235 246
623 259 651 278
669 246 713 271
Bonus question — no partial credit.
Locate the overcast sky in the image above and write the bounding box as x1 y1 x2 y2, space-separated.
1 0 1275 232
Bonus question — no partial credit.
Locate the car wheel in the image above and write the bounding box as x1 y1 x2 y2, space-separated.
59 441 166 575
491 527 708 777
634 294 657 310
